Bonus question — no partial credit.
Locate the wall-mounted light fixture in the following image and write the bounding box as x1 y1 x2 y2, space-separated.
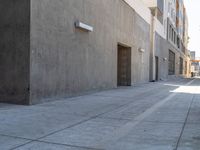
75 21 93 32
138 48 145 53
163 58 168 61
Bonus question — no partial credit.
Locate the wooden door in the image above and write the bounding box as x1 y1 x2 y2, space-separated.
117 45 131 86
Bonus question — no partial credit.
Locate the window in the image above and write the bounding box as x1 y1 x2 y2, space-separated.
158 0 164 13
157 9 163 24
171 27 173 41
169 25 172 40
168 2 170 14
174 31 176 43
168 50 175 75
157 0 164 24
185 61 187 74
177 36 180 48
179 57 183 74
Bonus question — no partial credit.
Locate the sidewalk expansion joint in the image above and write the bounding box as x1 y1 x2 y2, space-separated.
174 95 195 150
8 78 196 150
93 79 196 149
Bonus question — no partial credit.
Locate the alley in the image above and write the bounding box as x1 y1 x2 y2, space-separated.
0 78 200 150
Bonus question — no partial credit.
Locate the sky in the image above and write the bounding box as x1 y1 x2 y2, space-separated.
184 0 200 57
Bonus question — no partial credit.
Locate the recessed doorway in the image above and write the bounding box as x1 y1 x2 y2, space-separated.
155 56 159 81
117 45 131 86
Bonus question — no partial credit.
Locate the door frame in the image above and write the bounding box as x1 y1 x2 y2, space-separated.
155 56 159 81
117 44 132 86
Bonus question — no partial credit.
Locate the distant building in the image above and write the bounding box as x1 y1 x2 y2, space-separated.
190 51 196 60
190 51 199 76
143 0 190 80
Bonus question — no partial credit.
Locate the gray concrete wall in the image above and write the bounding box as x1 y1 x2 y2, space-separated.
154 32 189 80
131 13 150 84
30 0 150 104
0 0 30 104
154 32 169 80
167 41 185 77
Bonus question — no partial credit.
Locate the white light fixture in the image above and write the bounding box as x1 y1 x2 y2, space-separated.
138 48 145 53
163 58 168 61
75 21 93 32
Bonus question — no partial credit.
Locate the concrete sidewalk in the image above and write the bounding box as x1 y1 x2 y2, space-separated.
0 78 200 150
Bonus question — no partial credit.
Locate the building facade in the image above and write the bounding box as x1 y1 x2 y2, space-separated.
143 0 190 81
0 0 151 104
190 51 200 76
0 0 190 105
176 0 184 40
